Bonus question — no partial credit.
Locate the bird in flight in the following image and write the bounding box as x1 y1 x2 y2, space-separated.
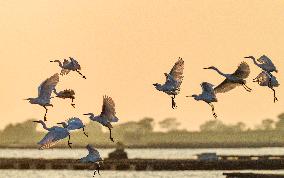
50 57 86 79
57 117 89 137
187 82 218 118
204 62 252 94
33 120 72 149
53 88 76 108
153 57 184 109
84 95 119 142
245 55 278 87
253 71 279 103
25 73 59 121
79 144 103 176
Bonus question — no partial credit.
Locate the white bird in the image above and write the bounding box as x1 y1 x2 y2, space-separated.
153 57 184 109
204 62 252 94
50 57 86 79
53 88 76 108
57 117 88 137
245 55 278 73
253 71 280 103
33 120 72 149
25 73 59 121
84 95 119 142
187 82 218 118
79 144 103 176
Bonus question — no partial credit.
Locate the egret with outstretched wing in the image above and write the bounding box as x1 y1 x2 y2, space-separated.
25 73 59 121
50 57 86 79
33 120 72 149
204 62 252 94
253 71 279 103
187 82 218 118
79 144 103 176
84 95 119 142
153 57 184 109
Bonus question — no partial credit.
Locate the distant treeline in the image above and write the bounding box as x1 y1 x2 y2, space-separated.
1 113 284 148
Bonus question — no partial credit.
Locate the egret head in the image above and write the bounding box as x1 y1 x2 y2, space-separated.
57 122 68 128
24 98 36 104
186 94 199 100
244 56 255 60
203 66 217 70
32 120 43 124
83 113 94 118
50 59 61 63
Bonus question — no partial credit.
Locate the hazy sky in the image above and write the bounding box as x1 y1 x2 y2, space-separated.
0 0 283 130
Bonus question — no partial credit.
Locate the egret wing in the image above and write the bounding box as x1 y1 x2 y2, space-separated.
69 57 81 70
201 82 214 94
255 71 279 87
214 79 239 94
57 89 75 98
257 55 276 69
101 96 117 122
67 117 84 130
168 57 184 85
232 62 250 79
38 129 68 150
38 73 59 102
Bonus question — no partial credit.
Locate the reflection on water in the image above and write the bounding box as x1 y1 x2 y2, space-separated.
0 147 283 159
1 170 284 178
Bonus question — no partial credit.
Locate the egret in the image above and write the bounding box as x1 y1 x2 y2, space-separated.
187 82 218 118
84 95 119 142
153 57 184 109
57 117 88 137
33 120 72 149
50 57 86 79
25 73 59 121
53 88 76 108
244 55 278 73
245 55 278 86
253 71 280 103
204 62 252 93
79 144 103 176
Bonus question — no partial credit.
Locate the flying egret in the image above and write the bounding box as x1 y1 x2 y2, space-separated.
50 57 86 79
245 55 278 73
33 120 72 149
25 73 59 121
245 55 278 86
253 71 280 103
153 57 184 109
79 144 103 176
187 82 218 118
57 117 88 137
84 95 119 142
53 88 76 108
204 62 252 93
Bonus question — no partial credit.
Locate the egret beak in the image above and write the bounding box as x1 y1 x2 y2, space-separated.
244 56 255 59
203 67 209 69
186 95 193 97
23 98 30 100
57 122 64 125
83 113 91 116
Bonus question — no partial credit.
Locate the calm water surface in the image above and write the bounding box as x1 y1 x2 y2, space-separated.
0 147 283 159
1 170 284 178
0 148 284 177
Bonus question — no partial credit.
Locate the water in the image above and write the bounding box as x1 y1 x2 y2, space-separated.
1 170 284 178
0 147 283 159
0 148 284 177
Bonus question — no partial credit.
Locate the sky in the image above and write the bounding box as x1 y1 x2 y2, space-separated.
0 0 283 131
